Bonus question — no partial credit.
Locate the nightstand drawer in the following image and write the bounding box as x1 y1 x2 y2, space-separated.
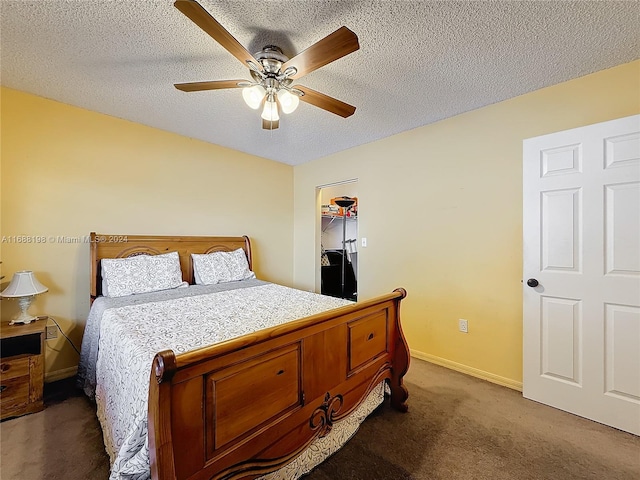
0 375 30 415
0 356 30 381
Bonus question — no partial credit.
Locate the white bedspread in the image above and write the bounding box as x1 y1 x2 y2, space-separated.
85 282 354 480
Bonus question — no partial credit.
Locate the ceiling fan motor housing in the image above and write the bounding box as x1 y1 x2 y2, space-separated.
250 46 295 89
255 45 288 71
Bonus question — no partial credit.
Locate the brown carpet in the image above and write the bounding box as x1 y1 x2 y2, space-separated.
1 359 638 479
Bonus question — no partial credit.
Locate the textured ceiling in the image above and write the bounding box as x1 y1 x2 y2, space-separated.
1 1 639 166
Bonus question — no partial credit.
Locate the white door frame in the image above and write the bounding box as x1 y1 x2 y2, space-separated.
315 179 358 293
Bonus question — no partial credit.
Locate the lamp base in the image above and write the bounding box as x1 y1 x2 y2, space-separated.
8 295 37 325
9 314 37 325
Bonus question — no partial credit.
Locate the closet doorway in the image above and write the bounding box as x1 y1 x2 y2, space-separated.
318 180 358 301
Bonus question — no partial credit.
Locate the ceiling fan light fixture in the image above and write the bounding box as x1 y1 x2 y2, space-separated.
242 85 266 110
278 89 299 114
173 1 360 130
261 98 280 122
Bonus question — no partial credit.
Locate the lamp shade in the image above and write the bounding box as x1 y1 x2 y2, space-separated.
334 196 356 208
277 90 299 114
1 271 48 297
261 99 280 122
242 85 266 110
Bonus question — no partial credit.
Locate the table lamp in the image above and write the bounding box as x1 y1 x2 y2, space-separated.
1 271 48 325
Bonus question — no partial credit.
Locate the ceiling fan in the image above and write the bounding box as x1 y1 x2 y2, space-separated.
173 0 360 130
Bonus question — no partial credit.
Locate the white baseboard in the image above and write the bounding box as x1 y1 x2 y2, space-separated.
45 366 77 383
410 350 523 392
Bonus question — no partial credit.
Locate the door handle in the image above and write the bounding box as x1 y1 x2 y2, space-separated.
526 278 539 287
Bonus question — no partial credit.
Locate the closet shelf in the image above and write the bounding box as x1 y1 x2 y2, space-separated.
321 214 357 231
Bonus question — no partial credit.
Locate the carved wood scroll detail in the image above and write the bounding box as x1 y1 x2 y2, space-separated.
309 392 344 438
117 246 162 258
204 245 234 254
153 350 177 384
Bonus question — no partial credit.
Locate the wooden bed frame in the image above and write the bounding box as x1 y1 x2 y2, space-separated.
89 233 409 480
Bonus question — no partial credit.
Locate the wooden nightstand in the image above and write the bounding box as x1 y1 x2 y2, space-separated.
0 319 46 420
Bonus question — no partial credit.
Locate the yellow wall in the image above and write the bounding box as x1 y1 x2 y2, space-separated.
3 60 638 385
0 87 294 378
293 60 640 388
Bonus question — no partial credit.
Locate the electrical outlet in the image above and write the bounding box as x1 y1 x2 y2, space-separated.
46 325 58 340
458 319 468 333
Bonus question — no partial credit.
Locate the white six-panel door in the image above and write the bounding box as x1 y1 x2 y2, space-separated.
523 115 640 435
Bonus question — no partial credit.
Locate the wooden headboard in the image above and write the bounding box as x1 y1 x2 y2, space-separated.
90 233 252 299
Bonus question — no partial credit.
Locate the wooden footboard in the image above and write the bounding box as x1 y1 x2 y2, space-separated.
148 288 409 480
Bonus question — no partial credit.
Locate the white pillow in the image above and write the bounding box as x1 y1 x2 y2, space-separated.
192 248 255 285
101 251 184 298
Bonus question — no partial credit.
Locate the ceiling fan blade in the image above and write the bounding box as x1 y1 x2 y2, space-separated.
296 85 356 118
282 26 359 80
174 0 260 71
174 80 246 92
262 118 279 130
